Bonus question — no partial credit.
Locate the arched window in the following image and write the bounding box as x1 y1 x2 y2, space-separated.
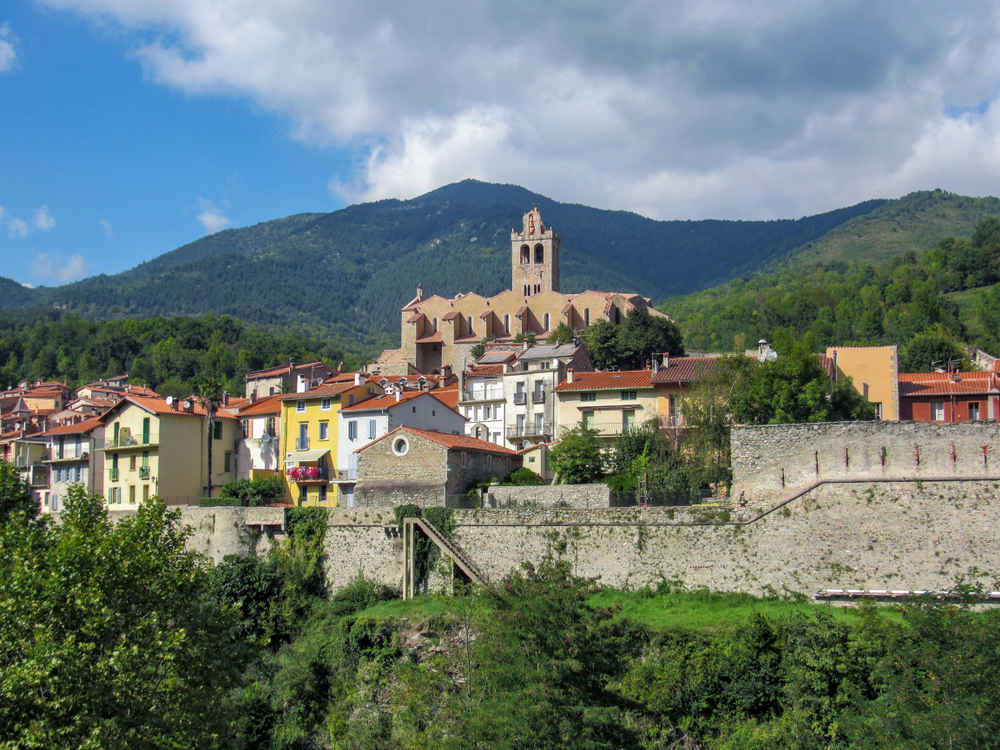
467 315 474 335
584 308 590 326
543 312 550 331
534 244 544 263
520 244 530 263
504 314 510 335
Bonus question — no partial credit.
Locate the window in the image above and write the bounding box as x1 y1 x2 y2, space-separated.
368 420 376 440
483 405 491 419
543 313 550 331
969 402 981 421
623 409 636 431
321 398 332 411
130 454 137 471
516 414 525 434
874 403 883 420
265 416 276 436
621 390 637 400
143 484 149 501
319 421 329 440
57 437 64 459
534 244 544 263
581 391 596 402
534 413 544 434
242 419 249 438
296 400 305 413
318 485 328 503
468 315 474 335
932 401 945 421
142 417 150 444
492 431 501 444
224 451 232 472
129 485 136 504
213 421 223 440
393 437 409 456
582 410 594 428
862 383 870 399
584 309 590 326
504 314 510 336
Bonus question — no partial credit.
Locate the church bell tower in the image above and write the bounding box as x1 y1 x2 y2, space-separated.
511 207 560 296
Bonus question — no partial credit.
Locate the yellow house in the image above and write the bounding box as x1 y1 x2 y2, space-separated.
553 370 657 444
99 395 240 507
824 345 899 421
278 376 376 507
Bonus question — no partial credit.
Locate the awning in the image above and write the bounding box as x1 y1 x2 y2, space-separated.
286 449 329 463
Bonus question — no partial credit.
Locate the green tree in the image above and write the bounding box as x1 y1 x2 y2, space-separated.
0 459 37 522
899 327 968 371
0 488 247 747
547 321 575 345
549 424 605 483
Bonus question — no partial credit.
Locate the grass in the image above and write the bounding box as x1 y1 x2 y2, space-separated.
354 587 906 632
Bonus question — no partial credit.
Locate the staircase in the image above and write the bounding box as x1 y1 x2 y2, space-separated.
402 516 489 599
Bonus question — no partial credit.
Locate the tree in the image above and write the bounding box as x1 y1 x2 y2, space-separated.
899 327 968 372
580 309 684 370
0 488 247 747
547 322 575 345
549 425 605 483
0 459 37 522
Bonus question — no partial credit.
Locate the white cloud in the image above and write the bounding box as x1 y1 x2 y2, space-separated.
8 218 28 238
36 1 1000 218
34 205 55 231
99 218 113 237
0 24 16 74
31 252 86 283
196 199 229 233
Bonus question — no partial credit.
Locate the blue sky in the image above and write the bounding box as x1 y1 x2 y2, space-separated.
3 1 1000 288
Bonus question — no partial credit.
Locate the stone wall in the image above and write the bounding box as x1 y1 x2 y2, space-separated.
484 483 612 509
449 480 1000 594
732 421 1000 501
355 432 447 507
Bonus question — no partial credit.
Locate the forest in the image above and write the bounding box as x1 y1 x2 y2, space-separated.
668 218 1000 367
0 311 358 397
1 472 997 750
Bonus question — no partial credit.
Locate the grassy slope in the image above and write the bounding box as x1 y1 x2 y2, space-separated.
786 189 1000 268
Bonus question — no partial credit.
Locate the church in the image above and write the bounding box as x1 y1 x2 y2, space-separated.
372 208 668 376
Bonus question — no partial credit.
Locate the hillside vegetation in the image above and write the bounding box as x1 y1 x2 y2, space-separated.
667 217 1000 366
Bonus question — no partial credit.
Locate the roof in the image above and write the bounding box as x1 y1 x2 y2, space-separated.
40 417 103 436
415 332 443 344
246 361 327 379
517 343 580 360
287 449 329 462
100 395 236 419
651 357 718 385
342 390 432 412
477 351 517 365
555 370 653 392
357 425 518 456
238 394 284 416
466 364 504 376
430 385 459 409
898 371 998 397
277 381 359 401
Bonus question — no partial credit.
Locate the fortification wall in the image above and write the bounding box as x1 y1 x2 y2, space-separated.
732 421 1000 501
484 483 612 509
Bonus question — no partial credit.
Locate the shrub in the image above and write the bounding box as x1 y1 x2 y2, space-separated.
506 467 544 485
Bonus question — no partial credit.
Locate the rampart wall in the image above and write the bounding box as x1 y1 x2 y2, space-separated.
484 483 612 509
731 421 1000 501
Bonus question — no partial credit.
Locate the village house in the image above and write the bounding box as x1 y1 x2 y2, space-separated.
651 355 719 430
353 426 520 508
244 361 333 399
98 395 240 507
458 350 516 446
235 394 283 480
38 416 104 513
898 368 1000 422
554 369 657 442
824 345 900 421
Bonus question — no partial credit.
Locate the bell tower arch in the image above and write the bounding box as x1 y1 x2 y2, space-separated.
511 207 560 296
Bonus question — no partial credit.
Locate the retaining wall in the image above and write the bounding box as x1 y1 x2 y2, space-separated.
484 483 612 509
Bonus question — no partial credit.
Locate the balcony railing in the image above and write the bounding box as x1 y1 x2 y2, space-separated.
286 466 328 482
109 467 119 482
461 387 505 402
513 392 527 405
531 390 546 404
295 437 310 451
29 465 49 488
331 468 358 482
105 435 158 450
506 421 553 439
139 466 151 479
562 421 637 437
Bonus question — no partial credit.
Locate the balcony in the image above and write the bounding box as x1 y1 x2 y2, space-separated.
295 437 310 451
139 466 151 479
29 465 49 488
105 435 158 450
506 421 553 440
330 468 358 482
513 392 527 405
531 389 546 404
286 465 328 483
47 450 89 463
460 387 505 403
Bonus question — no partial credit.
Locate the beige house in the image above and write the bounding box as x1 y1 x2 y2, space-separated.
554 370 657 442
99 395 240 507
244 361 333 399
824 345 899 421
375 207 670 376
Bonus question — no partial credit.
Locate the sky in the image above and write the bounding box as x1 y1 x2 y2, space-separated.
3 1 1000 288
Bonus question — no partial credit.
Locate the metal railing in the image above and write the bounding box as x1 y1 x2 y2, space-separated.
109 467 119 482
562 421 637 437
139 466 151 479
295 437 310 450
29 465 49 488
332 468 358 481
506 421 553 439
531 390 546 403
105 435 157 449
513 392 527 405
461 387 505 402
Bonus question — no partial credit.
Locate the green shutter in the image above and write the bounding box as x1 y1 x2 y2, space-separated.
142 417 150 444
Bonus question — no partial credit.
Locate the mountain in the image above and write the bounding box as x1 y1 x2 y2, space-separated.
4 181 996 355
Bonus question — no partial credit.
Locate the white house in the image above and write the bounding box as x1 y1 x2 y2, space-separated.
458 352 513 447
336 389 466 506
235 394 282 479
38 416 105 513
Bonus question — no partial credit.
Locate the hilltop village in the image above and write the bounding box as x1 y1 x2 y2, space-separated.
2 208 999 514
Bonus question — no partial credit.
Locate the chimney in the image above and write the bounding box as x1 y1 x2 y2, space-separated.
652 355 659 375
395 388 402 403
250 391 257 403
522 340 530 351
441 364 453 382
222 391 229 406
567 368 574 384
663 352 670 369
416 283 424 301
354 372 361 385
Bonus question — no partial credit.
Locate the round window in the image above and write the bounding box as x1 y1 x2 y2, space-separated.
393 437 409 456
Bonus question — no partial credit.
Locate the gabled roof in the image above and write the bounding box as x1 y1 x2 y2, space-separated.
430 385 460 409
651 357 718 385
277 381 359 401
342 390 432 412
357 425 518 456
246 361 327 379
517 343 580 360
99 395 235 420
40 417 103 436
898 371 997 397
238 394 284 416
555 370 653 391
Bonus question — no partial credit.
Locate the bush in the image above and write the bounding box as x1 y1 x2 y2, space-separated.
220 476 286 506
505 467 544 485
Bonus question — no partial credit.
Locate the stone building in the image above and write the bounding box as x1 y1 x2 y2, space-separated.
244 361 333 400
354 425 520 508
376 207 669 376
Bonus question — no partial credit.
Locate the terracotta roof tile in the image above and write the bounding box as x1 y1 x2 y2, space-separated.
651 357 718 385
899 371 997 397
238 394 284 416
555 370 653 391
430 386 459 409
415 332 443 344
342 390 430 411
358 425 518 456
40 417 103 436
277 382 359 401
